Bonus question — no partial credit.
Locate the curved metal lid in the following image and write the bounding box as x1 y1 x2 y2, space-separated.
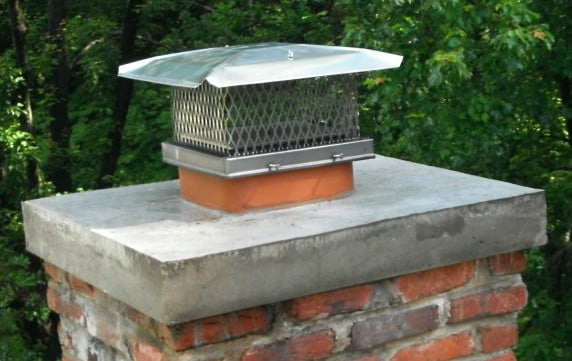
118 43 403 88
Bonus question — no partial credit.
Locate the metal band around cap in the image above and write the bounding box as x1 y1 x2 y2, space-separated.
162 139 374 178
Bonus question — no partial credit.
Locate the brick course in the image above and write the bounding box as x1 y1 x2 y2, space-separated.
44 252 528 361
396 261 475 302
153 306 272 351
228 307 270 337
287 285 374 321
449 286 527 323
241 330 335 361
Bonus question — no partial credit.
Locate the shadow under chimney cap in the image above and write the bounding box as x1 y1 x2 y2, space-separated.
117 43 403 88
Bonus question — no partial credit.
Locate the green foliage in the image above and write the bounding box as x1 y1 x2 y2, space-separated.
518 249 572 359
0 58 54 361
0 210 52 361
341 1 571 359
1 1 570 360
113 84 175 185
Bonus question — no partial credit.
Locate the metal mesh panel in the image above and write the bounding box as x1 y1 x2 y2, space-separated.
171 75 359 157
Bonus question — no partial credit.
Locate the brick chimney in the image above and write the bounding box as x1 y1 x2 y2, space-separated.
23 44 545 361
23 156 546 361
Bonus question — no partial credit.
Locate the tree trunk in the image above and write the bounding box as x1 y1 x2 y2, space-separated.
7 0 39 189
45 0 73 192
97 0 143 188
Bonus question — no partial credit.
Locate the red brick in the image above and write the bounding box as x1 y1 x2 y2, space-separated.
198 316 226 345
291 330 336 360
46 287 63 313
390 332 474 361
488 286 528 314
156 322 196 350
133 340 168 361
287 284 374 321
450 293 484 322
241 330 335 361
47 287 83 320
484 351 517 361
481 324 518 353
489 252 527 275
352 305 439 349
94 319 123 350
67 274 95 297
396 261 475 302
228 307 270 337
157 308 269 351
44 262 64 283
449 285 527 323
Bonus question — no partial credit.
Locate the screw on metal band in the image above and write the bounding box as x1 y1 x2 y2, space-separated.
268 163 281 172
332 153 345 162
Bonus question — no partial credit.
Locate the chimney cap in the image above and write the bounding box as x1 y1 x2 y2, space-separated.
118 43 403 88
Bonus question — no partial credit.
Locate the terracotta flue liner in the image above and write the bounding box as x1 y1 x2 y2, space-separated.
178 163 354 212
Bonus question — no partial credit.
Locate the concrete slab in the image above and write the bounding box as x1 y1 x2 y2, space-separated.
23 156 547 324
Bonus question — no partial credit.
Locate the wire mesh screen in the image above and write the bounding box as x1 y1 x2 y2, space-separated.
171 75 360 157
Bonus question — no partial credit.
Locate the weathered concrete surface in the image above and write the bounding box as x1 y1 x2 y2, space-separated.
23 156 547 324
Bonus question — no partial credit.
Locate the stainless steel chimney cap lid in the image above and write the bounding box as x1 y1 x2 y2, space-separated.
117 43 403 88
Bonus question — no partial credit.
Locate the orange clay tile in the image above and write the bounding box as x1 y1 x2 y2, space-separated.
178 163 354 212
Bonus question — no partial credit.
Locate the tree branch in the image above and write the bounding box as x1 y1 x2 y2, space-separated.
68 30 121 70
540 133 570 145
550 166 572 172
